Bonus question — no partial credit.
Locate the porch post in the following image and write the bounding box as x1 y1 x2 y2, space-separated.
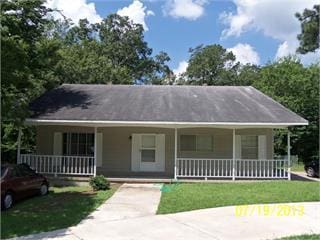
174 128 177 180
287 131 291 181
17 128 22 164
232 129 236 181
94 127 97 177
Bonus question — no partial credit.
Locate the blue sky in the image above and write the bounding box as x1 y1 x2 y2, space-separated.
46 0 319 75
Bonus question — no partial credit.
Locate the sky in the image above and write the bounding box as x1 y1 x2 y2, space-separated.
45 0 319 76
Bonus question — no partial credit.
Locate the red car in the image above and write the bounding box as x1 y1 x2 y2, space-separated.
1 163 49 210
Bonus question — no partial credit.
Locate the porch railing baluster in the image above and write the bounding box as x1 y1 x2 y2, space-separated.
18 155 289 179
18 154 94 176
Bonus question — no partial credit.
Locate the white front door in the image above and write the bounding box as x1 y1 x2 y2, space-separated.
131 134 165 172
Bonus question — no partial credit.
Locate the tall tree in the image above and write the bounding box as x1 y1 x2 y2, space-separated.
1 0 58 160
184 44 239 85
296 5 320 54
253 57 319 162
236 64 260 86
54 15 172 85
1 2 172 162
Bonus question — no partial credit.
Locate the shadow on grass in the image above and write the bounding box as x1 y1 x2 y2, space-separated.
1 187 114 239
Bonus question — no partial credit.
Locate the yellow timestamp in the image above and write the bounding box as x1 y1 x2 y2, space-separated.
235 204 305 217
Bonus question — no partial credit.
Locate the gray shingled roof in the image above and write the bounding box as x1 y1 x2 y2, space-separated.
29 84 307 124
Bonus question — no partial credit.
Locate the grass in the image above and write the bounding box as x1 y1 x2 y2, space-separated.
157 181 320 214
1 185 118 239
276 234 320 240
291 162 305 172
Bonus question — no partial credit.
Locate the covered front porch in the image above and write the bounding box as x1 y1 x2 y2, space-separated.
18 122 293 181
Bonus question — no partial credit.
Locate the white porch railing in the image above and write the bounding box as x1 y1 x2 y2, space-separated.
177 158 288 179
20 154 95 176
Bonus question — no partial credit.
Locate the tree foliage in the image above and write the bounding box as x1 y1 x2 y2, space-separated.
253 58 319 162
1 0 171 161
183 44 240 85
179 44 260 86
1 0 56 159
51 15 172 85
296 5 320 54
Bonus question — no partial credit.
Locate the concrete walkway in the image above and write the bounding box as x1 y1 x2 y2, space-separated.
82 183 162 222
12 184 320 240
291 171 320 182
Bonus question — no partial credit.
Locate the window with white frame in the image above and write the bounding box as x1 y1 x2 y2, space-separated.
180 135 213 152
63 133 94 156
141 135 156 162
241 135 258 159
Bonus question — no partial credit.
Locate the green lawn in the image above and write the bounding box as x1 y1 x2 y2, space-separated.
291 162 305 172
276 234 320 240
157 181 320 214
1 185 118 239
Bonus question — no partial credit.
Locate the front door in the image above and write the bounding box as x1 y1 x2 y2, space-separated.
131 134 165 172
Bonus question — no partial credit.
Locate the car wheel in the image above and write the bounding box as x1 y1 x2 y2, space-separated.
307 167 315 177
40 184 48 196
3 192 13 210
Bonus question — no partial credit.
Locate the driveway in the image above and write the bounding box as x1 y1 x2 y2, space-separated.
12 183 320 240
291 171 320 182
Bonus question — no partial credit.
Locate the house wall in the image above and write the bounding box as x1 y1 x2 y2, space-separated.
178 128 273 159
36 126 95 155
98 127 175 177
35 126 273 177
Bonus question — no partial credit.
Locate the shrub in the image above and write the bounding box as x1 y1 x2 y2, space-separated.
89 175 110 191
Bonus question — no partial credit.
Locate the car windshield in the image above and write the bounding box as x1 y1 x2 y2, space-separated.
1 166 7 178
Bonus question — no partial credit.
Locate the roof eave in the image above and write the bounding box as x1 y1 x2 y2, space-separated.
25 118 309 129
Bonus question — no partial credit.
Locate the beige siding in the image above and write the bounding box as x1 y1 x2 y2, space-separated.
36 126 95 155
178 128 233 159
35 126 273 177
178 128 273 159
98 127 175 177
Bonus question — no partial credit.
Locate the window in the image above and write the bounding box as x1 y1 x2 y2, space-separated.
180 135 213 152
180 135 196 151
142 135 155 148
141 150 156 162
17 164 36 176
63 133 94 156
197 135 213 151
141 135 156 162
10 167 21 178
241 136 258 159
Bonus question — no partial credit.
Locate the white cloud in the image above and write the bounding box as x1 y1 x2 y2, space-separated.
117 0 154 31
275 39 297 59
299 50 320 65
220 0 319 64
45 0 102 24
228 43 260 65
220 0 317 40
163 0 208 20
173 60 188 76
275 38 320 65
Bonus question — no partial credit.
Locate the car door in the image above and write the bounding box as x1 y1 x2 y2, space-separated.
8 166 32 200
17 165 41 196
26 166 44 194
